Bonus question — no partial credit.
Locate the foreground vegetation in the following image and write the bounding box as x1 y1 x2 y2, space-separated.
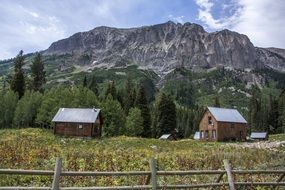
0 128 284 187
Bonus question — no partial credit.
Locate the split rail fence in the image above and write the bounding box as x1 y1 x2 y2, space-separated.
0 158 284 189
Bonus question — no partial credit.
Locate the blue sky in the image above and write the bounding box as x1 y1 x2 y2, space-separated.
1 0 285 60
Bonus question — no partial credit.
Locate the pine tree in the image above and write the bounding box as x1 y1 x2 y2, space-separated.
11 50 25 98
214 95 221 107
31 53 46 92
156 93 177 137
248 91 259 131
278 89 285 133
83 76 87 87
88 76 99 97
268 95 279 133
105 81 117 100
124 77 135 114
135 84 151 137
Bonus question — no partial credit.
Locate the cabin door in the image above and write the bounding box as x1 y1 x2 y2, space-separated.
77 124 85 136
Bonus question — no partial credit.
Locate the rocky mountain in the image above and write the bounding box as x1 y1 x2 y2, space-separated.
44 21 285 74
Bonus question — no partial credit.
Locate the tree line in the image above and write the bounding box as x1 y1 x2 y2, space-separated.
248 87 285 133
1 51 193 138
1 50 285 137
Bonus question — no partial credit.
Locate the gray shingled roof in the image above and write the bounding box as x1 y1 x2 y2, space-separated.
250 132 268 139
207 107 247 123
52 108 100 123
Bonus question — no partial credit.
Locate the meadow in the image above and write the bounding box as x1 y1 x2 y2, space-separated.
0 128 284 187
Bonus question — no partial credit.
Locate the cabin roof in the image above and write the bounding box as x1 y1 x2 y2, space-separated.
52 108 101 123
250 132 268 139
207 107 247 124
159 134 172 139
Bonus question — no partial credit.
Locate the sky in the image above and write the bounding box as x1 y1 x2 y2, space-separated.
0 0 285 60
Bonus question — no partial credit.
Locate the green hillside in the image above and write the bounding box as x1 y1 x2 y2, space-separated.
0 128 284 186
1 52 285 135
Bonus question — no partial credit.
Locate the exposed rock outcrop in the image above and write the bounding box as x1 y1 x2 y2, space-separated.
44 21 285 73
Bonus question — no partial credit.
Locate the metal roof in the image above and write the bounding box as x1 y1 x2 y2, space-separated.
207 107 247 123
250 132 268 139
52 108 101 123
159 134 172 139
194 132 200 140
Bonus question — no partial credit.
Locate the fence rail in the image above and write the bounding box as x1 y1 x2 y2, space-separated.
0 158 284 190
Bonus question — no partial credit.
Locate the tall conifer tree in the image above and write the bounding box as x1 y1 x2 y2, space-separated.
135 84 151 137
156 93 177 137
31 53 46 91
88 76 99 97
83 76 87 87
11 50 25 98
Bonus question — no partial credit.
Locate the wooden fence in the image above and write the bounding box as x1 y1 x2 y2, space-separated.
0 158 284 190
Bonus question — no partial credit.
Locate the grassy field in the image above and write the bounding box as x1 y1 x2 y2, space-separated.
0 128 284 187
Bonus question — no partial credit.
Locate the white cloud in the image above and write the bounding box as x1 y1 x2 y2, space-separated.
0 0 150 59
195 0 241 30
195 0 285 48
232 0 285 48
168 14 185 23
0 3 66 59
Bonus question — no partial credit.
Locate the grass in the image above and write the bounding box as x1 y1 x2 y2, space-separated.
0 128 284 187
270 134 285 141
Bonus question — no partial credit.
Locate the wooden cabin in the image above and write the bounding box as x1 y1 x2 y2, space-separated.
199 107 247 141
52 108 103 137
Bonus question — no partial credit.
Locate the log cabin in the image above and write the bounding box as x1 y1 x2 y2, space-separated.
52 108 103 137
199 107 247 141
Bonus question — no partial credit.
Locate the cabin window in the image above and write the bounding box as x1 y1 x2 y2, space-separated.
231 124 235 129
208 116 213 125
212 130 217 139
78 124 83 129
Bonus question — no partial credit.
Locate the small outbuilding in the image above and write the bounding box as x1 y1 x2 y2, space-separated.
193 131 200 140
52 108 103 137
199 107 247 141
250 132 268 141
159 134 176 141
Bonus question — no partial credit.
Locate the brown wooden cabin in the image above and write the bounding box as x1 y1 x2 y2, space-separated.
52 108 103 137
199 107 247 141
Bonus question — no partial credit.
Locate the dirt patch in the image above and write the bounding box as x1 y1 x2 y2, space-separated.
231 141 285 150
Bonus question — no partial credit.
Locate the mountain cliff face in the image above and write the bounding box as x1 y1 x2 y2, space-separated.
44 21 285 73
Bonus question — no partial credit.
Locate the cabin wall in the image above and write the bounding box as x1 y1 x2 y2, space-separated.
199 110 247 141
216 122 247 141
54 122 97 137
92 117 102 137
199 110 218 141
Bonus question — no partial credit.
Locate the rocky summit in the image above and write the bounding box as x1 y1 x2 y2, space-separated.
44 21 285 74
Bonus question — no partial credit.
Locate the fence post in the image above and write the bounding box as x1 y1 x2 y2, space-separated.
149 158 157 190
52 157 62 190
223 160 236 190
275 173 285 190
